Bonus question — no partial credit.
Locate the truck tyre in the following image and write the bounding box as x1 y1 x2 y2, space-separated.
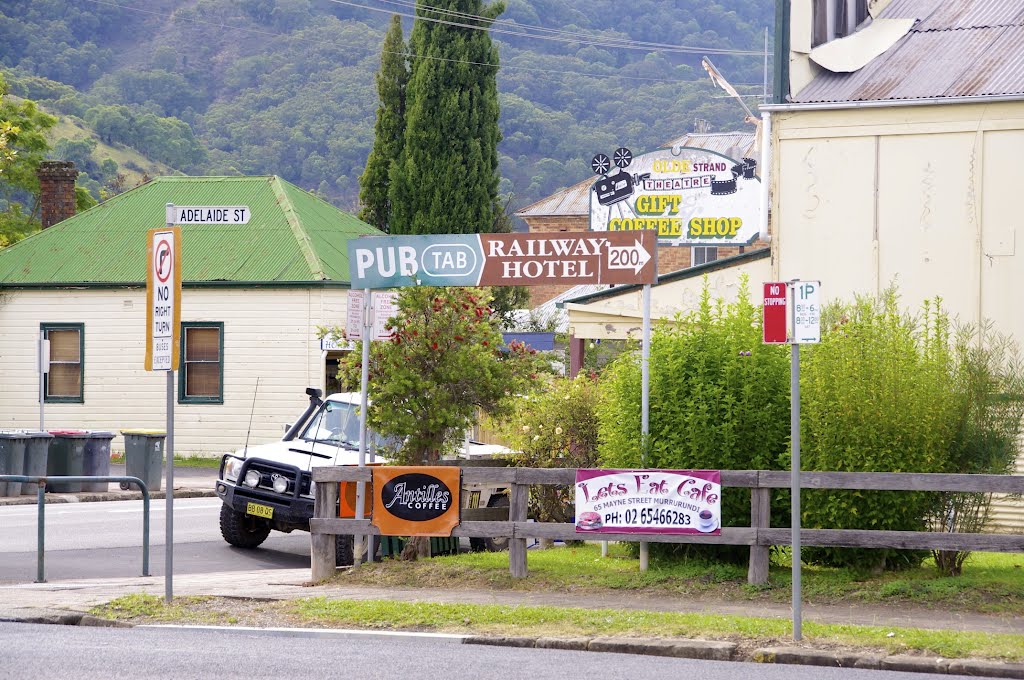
220 504 271 549
484 494 511 552
336 535 380 566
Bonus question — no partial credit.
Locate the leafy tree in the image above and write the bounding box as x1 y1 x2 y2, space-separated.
358 15 408 233
335 286 543 465
388 0 505 235
0 72 56 246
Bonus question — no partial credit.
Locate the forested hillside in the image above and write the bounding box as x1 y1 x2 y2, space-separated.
0 0 772 215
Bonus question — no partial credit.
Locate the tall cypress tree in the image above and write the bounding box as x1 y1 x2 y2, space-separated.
358 15 408 233
388 0 504 235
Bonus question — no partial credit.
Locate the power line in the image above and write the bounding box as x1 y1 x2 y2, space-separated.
367 0 767 56
327 0 766 56
78 0 739 84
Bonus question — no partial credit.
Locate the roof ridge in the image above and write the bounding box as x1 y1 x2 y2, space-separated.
269 176 326 280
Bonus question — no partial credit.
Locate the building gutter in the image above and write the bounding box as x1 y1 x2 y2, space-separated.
762 93 1024 112
0 280 353 291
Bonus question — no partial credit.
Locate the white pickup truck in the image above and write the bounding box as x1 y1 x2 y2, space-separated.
214 388 509 564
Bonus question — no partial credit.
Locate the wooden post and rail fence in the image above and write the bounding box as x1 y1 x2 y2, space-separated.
310 467 1024 582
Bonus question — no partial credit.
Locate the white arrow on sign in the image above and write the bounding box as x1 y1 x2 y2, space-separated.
606 238 653 275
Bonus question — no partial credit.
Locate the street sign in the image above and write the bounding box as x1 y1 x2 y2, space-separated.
763 282 788 344
166 205 250 224
146 227 181 371
347 231 658 289
345 290 399 341
790 280 821 344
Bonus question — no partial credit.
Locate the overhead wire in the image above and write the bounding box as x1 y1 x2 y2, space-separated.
363 0 767 56
79 0 760 84
326 0 766 56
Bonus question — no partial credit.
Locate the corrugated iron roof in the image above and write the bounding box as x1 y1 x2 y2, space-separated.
515 131 757 218
794 0 1024 103
0 176 382 286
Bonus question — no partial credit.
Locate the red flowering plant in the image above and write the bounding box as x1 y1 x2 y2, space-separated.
334 286 546 466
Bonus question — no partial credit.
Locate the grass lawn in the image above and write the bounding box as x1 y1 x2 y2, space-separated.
109 453 221 469
337 542 1024 616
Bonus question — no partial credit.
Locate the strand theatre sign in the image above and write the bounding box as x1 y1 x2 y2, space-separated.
145 227 181 371
589 146 761 246
347 231 658 289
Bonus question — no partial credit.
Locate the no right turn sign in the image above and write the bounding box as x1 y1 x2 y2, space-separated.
146 227 181 371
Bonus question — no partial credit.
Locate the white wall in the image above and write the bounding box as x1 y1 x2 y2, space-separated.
0 287 349 455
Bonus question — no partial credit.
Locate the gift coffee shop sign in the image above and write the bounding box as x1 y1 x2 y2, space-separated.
575 469 721 535
589 146 761 246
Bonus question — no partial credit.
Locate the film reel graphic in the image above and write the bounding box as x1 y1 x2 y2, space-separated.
591 147 649 207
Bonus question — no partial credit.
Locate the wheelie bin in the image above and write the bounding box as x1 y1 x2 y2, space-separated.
47 430 90 492
82 430 116 492
0 431 28 496
21 431 54 495
120 430 166 492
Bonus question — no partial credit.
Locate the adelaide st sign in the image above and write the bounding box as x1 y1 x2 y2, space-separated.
347 231 658 289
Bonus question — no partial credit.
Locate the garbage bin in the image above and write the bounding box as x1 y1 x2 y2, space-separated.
120 430 166 492
21 431 53 496
47 430 90 493
0 431 28 497
82 431 116 492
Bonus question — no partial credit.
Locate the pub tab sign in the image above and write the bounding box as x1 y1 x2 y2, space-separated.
589 146 762 246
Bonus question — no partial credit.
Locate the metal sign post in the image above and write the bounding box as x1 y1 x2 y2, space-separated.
355 289 372 566
785 279 821 641
639 282 652 571
147 205 182 603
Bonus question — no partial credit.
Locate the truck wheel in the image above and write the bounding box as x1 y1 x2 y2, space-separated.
220 504 271 549
484 494 511 552
336 535 380 566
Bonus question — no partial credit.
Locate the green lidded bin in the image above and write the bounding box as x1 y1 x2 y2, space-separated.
120 430 166 492
21 431 54 496
0 431 29 497
47 430 90 493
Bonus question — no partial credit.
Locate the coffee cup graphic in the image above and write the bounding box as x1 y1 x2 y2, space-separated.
697 509 716 532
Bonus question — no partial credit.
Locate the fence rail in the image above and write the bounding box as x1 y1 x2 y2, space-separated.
309 467 1024 583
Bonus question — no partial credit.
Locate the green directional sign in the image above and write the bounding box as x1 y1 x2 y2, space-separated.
347 231 658 289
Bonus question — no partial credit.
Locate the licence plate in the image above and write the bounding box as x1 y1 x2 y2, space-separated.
246 502 274 519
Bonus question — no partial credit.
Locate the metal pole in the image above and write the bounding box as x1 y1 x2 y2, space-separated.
639 283 652 572
791 341 802 640
355 288 372 565
763 27 769 103
36 481 45 583
39 331 45 431
165 369 174 601
141 479 150 577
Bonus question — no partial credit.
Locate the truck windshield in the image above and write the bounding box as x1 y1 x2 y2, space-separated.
300 400 361 447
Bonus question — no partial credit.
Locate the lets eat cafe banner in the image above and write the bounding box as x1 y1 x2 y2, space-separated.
575 469 722 535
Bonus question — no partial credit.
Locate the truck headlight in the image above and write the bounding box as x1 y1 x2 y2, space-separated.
272 474 289 494
223 456 244 482
244 470 262 488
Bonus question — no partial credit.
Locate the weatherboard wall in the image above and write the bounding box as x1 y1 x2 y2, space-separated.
0 287 347 455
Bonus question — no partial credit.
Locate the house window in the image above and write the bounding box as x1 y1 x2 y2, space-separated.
813 0 869 47
42 323 84 403
692 246 719 267
179 322 223 404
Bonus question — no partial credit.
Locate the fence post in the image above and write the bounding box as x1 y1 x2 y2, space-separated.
748 479 771 585
311 477 338 581
508 475 528 578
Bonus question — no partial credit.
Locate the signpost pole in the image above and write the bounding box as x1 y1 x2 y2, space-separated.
790 340 801 640
164 206 175 604
38 331 47 430
639 283 652 572
355 288 372 566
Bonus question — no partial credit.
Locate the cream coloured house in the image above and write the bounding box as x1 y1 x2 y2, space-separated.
0 175 380 455
760 0 1024 526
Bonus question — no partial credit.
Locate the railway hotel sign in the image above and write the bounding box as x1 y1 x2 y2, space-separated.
347 231 658 289
589 146 761 246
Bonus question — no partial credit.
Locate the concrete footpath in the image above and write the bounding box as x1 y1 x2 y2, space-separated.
1 466 1023 677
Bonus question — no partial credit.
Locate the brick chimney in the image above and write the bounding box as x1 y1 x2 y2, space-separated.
37 160 78 229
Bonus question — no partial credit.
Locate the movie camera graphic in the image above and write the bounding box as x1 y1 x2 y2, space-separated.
590 147 650 207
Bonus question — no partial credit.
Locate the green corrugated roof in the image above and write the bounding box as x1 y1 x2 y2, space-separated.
0 176 383 286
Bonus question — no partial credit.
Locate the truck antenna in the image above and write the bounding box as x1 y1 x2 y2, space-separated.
243 376 260 457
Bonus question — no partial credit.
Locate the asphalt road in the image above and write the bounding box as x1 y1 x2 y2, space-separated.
0 497 310 583
0 622 982 680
